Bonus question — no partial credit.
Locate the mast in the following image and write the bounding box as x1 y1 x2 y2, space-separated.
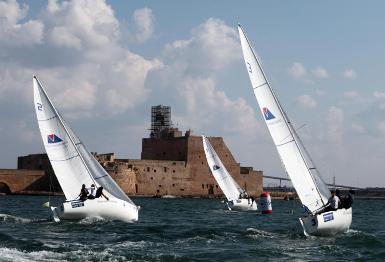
238 25 327 208
34 76 97 186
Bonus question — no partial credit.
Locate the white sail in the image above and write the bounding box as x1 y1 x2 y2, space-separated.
238 25 330 213
202 135 243 202
33 77 134 205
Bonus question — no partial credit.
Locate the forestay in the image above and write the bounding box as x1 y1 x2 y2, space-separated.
202 135 243 202
33 77 134 204
238 25 330 213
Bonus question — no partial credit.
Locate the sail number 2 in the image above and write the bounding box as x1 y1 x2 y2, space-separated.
37 103 43 111
246 62 252 73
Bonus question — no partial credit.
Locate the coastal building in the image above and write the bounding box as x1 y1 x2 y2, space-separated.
0 105 263 197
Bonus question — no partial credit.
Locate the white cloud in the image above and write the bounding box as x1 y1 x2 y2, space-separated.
315 89 326 96
378 122 385 136
325 106 344 142
0 0 44 47
343 91 359 100
311 66 328 78
0 0 162 116
374 91 385 99
296 94 317 108
131 8 155 43
343 68 357 79
351 123 365 134
153 18 259 136
164 18 240 75
289 62 306 79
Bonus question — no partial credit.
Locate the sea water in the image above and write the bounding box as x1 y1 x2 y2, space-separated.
0 196 384 261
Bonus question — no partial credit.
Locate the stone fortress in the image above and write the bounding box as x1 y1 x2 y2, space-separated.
0 105 263 197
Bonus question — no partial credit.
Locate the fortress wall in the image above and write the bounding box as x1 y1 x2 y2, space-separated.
141 137 188 161
0 169 46 193
12 134 263 197
126 160 192 196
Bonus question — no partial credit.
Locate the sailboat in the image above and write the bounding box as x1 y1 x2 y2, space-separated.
238 25 352 235
202 135 257 211
33 76 139 222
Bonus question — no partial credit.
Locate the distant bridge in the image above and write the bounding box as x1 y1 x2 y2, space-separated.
263 175 363 190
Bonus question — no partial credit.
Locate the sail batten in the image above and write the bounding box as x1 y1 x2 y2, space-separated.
238 25 329 213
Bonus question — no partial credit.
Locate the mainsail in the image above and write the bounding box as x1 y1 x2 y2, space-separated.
202 135 243 202
238 25 330 213
33 77 134 205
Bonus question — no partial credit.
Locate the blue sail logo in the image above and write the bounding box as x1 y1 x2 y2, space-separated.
47 134 63 144
262 107 275 120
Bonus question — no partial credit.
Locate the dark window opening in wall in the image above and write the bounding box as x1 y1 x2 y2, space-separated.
163 167 167 172
158 185 162 187
156 189 160 194
154 169 157 173
135 184 138 193
150 177 153 180
173 162 176 165
202 161 204 165
216 185 219 188
180 188 185 191
172 170 175 173
198 155 201 158
147 167 150 172
208 185 214 195
172 184 175 187
202 184 204 189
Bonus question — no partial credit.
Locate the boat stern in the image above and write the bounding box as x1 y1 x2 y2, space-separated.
300 207 352 236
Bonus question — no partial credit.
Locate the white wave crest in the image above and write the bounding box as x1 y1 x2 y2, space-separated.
0 213 31 223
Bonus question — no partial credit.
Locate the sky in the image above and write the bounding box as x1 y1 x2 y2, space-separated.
1 0 385 187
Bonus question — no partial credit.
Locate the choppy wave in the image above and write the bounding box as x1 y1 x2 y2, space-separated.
0 213 32 223
77 216 106 224
0 197 384 261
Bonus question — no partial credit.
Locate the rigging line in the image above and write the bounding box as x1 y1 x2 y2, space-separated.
277 123 307 144
240 26 326 207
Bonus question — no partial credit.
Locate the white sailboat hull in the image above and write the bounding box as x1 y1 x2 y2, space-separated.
299 208 352 236
227 199 258 211
51 198 139 222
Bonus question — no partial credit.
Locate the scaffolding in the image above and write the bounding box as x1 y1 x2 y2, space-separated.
150 105 171 138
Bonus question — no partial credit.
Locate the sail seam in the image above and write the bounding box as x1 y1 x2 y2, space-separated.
94 174 108 180
276 139 295 147
38 116 57 121
253 82 268 89
50 154 79 162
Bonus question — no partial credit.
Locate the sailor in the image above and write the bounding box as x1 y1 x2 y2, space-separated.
336 189 342 208
325 190 340 212
343 189 354 209
87 184 96 199
78 184 89 201
248 196 255 205
95 186 109 201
